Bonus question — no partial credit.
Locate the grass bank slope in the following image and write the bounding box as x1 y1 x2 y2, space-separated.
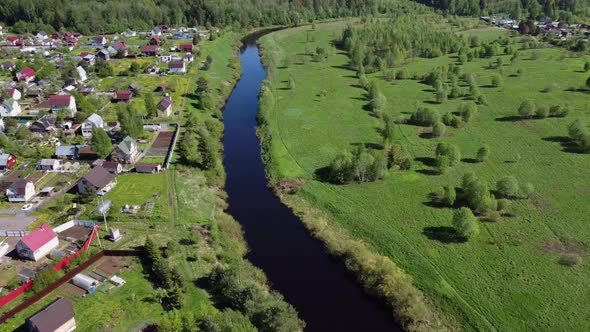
259 20 590 331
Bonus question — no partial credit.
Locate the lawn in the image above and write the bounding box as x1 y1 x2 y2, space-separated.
260 21 590 331
92 172 171 223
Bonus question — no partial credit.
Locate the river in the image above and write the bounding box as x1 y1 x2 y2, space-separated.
222 34 401 331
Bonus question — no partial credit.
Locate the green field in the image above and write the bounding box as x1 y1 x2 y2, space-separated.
260 21 590 331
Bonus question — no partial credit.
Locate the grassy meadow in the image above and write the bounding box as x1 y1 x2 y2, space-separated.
260 21 590 331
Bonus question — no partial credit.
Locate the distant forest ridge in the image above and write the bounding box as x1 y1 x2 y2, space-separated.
0 0 385 34
1 0 588 35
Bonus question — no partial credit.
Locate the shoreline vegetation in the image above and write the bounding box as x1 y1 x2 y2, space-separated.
256 34 454 332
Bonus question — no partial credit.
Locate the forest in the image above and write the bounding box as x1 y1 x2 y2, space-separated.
0 0 384 34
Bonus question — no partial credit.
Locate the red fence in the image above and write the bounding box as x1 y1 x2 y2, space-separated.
0 249 140 325
0 225 100 308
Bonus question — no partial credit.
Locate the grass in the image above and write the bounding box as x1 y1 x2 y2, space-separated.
260 21 590 331
87 172 171 223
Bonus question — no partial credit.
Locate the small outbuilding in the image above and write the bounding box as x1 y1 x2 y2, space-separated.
135 163 161 174
26 297 76 332
72 273 99 293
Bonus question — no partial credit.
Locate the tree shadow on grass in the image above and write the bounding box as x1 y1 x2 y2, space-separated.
542 136 589 153
419 132 434 139
495 115 523 122
331 64 354 71
416 169 439 176
414 156 436 167
314 166 332 182
461 158 479 164
422 226 466 243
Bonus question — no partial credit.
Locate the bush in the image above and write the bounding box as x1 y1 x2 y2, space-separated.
442 185 456 206
452 207 479 240
559 254 581 266
535 106 549 119
432 121 446 137
496 176 519 198
476 145 490 162
460 101 477 123
549 104 569 117
410 107 440 126
518 100 535 118
491 74 502 87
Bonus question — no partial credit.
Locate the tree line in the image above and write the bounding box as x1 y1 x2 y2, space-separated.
0 0 385 35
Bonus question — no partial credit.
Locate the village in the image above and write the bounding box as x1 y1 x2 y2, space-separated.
480 13 590 40
0 23 214 331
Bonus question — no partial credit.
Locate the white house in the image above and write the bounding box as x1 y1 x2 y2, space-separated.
16 224 58 261
6 179 35 202
49 94 77 117
91 35 107 47
168 60 186 73
0 99 21 117
37 159 63 171
0 118 5 132
81 113 104 137
76 66 87 82
5 88 21 100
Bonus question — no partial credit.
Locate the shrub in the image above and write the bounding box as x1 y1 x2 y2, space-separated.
460 101 477 123
518 100 535 119
549 104 568 117
452 207 479 240
535 106 549 119
496 176 520 198
435 89 447 104
491 74 502 87
476 145 490 162
516 67 524 76
486 210 502 222
496 198 510 212
559 254 581 266
442 185 456 206
410 107 440 126
432 121 446 137
522 182 535 198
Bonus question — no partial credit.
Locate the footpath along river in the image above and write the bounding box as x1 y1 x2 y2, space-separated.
222 33 401 331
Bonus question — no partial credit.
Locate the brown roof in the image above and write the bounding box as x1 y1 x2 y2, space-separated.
49 94 72 107
26 297 75 332
116 90 132 100
168 60 184 69
82 166 116 189
10 179 32 195
157 96 172 110
102 161 120 169
140 45 158 53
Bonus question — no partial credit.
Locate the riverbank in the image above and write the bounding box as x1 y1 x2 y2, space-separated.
256 23 452 332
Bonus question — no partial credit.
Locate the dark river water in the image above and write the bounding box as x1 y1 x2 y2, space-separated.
222 35 401 332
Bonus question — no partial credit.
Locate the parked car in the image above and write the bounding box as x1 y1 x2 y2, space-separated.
21 203 33 211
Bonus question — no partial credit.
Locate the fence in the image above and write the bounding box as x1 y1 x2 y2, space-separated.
53 220 98 233
0 230 29 237
0 226 99 310
25 181 79 216
0 249 140 324
163 123 180 170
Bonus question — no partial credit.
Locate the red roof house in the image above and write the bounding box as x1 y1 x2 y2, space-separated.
149 36 161 46
140 45 158 56
16 224 59 261
16 68 36 82
179 43 194 52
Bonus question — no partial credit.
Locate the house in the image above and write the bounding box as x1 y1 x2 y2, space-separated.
77 166 117 196
18 268 36 284
149 36 161 46
140 45 158 56
0 153 17 170
30 115 56 136
76 145 99 160
78 86 95 95
124 29 137 37
110 136 140 164
82 53 96 66
37 159 63 171
157 96 173 117
7 179 36 203
26 297 76 332
81 113 104 137
5 88 21 100
112 41 127 51
116 90 132 102
16 68 36 83
1 61 15 71
35 31 49 41
91 35 107 47
16 225 58 261
183 53 194 62
155 84 166 93
135 163 161 173
159 54 172 63
76 66 87 82
102 161 123 174
0 117 5 132
7 36 23 46
97 49 110 61
49 94 77 117
55 145 80 159
151 27 163 36
179 43 194 52
168 61 186 73
0 98 21 116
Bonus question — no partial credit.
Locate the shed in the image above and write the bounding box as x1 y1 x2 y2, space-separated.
135 163 161 174
26 297 76 332
18 268 37 283
72 273 99 293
